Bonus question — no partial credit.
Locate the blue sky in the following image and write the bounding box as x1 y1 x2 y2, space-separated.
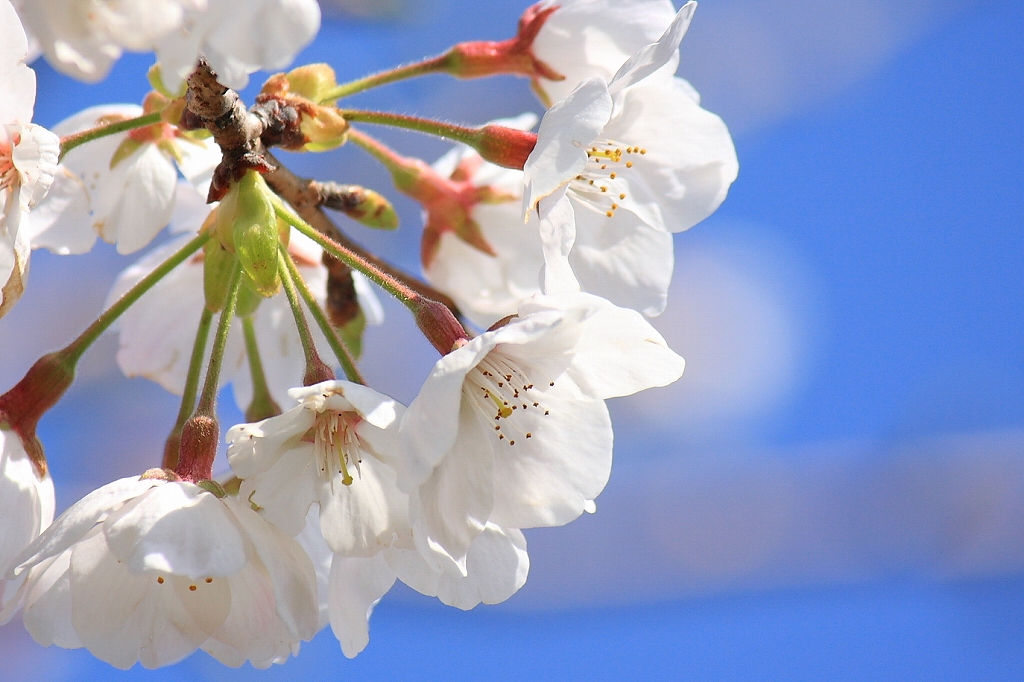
1 0 1022 679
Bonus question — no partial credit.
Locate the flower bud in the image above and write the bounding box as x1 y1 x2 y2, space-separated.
318 182 398 230
442 3 564 82
259 64 349 152
411 297 470 354
234 275 264 318
475 124 537 170
232 171 281 297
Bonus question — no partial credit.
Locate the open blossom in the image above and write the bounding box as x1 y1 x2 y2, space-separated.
0 0 59 318
39 103 221 256
529 0 681 105
0 427 55 622
523 3 737 315
399 291 684 573
228 381 530 657
14 0 320 89
7 474 319 669
155 0 321 90
106 184 383 413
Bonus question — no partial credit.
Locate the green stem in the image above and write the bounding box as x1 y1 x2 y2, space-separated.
163 308 214 470
339 110 481 148
66 233 209 365
272 199 419 307
59 112 163 159
196 263 242 415
276 248 320 372
280 249 365 385
241 315 282 422
320 55 451 102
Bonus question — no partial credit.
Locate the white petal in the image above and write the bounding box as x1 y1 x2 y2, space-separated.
318 453 408 557
538 187 582 296
224 497 319 641
489 394 613 528
294 509 332 631
532 0 678 103
0 428 54 575
327 553 395 658
70 526 230 670
411 400 495 574
0 0 36 123
226 404 314 479
238 440 319 537
523 78 612 215
11 123 59 210
102 483 249 578
567 198 675 315
10 476 159 576
19 549 82 648
607 2 696 96
19 165 96 255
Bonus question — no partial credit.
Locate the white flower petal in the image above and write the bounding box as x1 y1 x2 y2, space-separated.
318 453 407 557
607 1 696 97
0 0 36 123
19 549 81 648
327 553 395 658
10 476 159 576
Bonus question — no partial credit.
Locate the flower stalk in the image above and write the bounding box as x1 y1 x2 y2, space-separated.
58 111 163 159
276 247 335 386
241 315 284 422
279 247 364 384
162 307 214 470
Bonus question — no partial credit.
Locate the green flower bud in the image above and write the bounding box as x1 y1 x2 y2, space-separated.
232 171 281 297
235 275 264 319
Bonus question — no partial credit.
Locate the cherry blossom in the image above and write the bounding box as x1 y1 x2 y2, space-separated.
41 103 220 256
0 0 59 318
155 0 322 90
228 381 531 657
523 3 737 315
106 184 383 412
0 428 55 623
13 0 200 82
7 474 319 669
399 291 684 573
530 0 681 105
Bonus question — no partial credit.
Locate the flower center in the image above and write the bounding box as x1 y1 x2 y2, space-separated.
465 354 554 447
0 132 21 194
314 411 362 487
569 139 647 218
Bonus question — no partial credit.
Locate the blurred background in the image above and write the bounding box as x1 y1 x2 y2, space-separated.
2 0 1022 679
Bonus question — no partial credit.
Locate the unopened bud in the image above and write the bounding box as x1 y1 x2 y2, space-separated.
176 413 219 483
235 275 264 318
318 182 398 230
476 125 537 170
258 64 349 152
411 297 470 355
232 171 281 297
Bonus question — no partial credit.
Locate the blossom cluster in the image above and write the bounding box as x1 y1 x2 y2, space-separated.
0 0 736 671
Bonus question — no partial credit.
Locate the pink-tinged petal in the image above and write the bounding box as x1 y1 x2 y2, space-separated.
567 199 674 315
10 476 159 576
607 2 697 97
0 212 29 319
488 393 613 528
411 400 495 574
532 0 678 104
70 527 231 670
19 549 82 648
0 0 35 123
224 497 319 641
11 123 59 210
327 553 395 658
102 483 248 579
318 453 408 557
523 78 612 215
605 78 738 233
